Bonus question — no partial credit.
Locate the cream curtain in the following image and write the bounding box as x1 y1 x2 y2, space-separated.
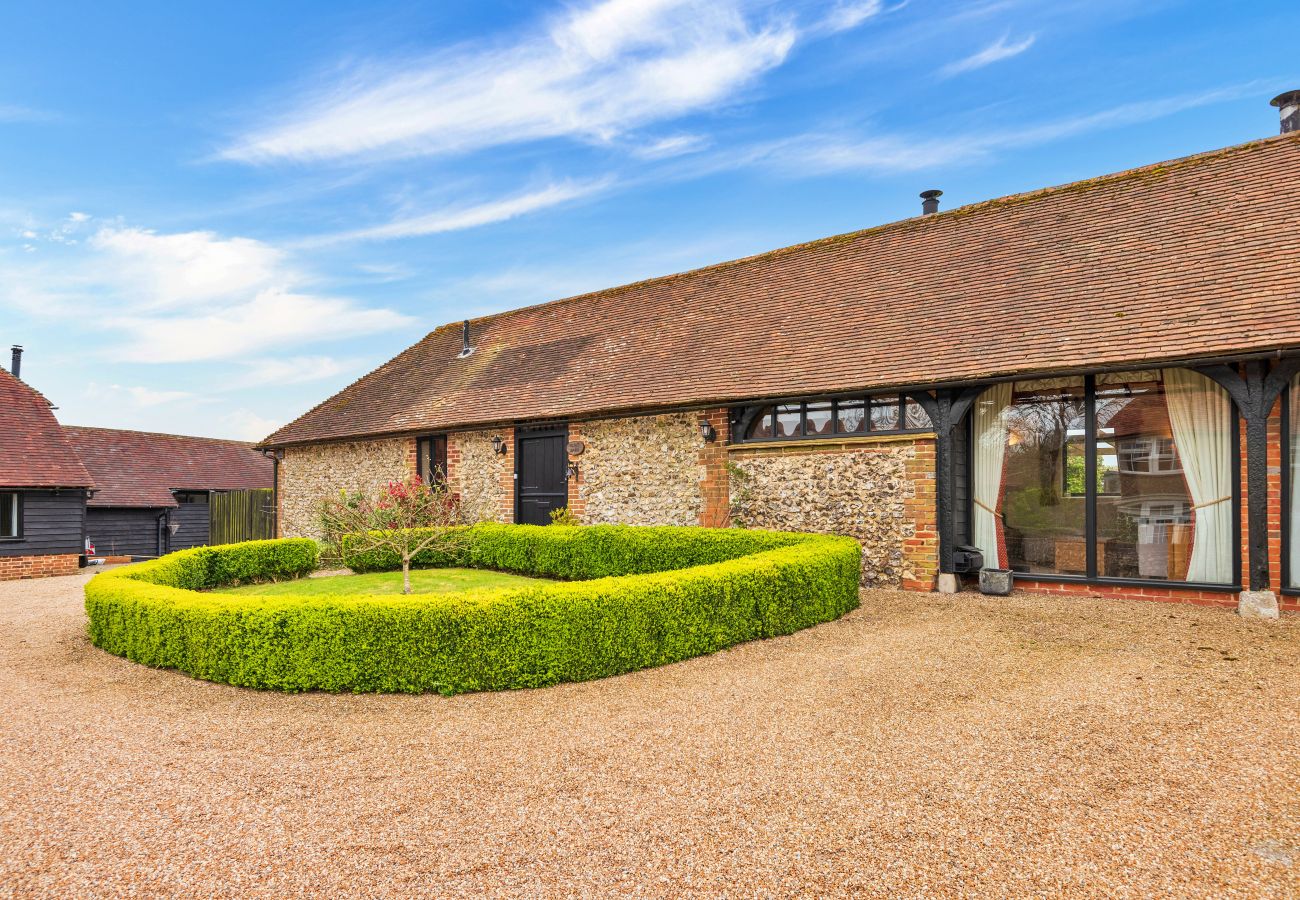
973 382 1012 569
1291 374 1300 588
1162 368 1233 583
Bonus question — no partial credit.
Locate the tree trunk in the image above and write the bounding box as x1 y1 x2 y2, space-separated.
402 557 412 594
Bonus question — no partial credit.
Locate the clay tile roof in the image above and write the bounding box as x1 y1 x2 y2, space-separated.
263 132 1300 448
0 367 94 489
62 427 273 508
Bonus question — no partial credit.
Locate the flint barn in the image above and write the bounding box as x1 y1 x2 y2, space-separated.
262 99 1300 616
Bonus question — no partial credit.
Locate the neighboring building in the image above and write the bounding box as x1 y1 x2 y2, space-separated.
63 428 273 560
0 350 95 580
261 97 1300 615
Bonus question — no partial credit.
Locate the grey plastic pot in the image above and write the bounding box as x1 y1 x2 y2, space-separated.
979 568 1014 596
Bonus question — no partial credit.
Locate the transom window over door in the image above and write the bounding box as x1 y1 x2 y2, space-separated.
734 395 932 443
972 369 1235 585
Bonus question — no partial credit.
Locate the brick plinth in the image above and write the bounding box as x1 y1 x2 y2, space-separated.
0 554 82 581
1011 578 1238 608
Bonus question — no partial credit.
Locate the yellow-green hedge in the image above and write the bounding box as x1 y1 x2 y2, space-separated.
85 526 860 694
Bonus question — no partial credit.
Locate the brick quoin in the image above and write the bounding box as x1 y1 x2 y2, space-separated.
406 437 420 480
566 423 586 520
0 554 81 581
497 426 516 523
697 408 731 528
902 436 939 591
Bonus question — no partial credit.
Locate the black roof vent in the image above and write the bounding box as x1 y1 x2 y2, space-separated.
1272 90 1300 135
920 190 942 215
457 320 474 359
9 344 21 379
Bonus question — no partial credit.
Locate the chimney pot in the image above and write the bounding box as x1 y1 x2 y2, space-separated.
920 189 943 215
458 320 474 358
9 345 22 379
1272 90 1300 134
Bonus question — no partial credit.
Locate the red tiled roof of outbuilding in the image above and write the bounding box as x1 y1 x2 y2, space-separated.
0 367 94 489
63 427 273 508
262 132 1300 448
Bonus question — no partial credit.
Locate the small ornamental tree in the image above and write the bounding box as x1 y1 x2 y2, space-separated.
321 476 467 594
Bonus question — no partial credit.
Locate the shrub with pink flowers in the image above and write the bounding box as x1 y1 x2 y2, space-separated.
320 475 466 593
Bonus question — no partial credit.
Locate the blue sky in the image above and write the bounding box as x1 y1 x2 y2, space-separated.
0 0 1294 440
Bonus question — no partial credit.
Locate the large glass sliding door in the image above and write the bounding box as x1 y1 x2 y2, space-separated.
972 377 1087 574
972 368 1236 585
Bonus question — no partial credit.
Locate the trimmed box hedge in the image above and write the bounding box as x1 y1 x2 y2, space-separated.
85 525 861 695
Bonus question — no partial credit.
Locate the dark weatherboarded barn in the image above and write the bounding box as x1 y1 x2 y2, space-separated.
64 428 273 559
0 362 95 580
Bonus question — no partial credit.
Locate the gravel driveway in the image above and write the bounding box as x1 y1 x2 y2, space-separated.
1 571 1297 898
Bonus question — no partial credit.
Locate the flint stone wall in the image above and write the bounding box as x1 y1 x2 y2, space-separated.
574 413 704 526
278 438 412 540
449 430 512 523
728 441 926 587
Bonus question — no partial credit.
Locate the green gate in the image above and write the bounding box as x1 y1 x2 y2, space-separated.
209 489 275 545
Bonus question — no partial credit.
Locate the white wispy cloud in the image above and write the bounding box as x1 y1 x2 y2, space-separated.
222 0 882 164
939 32 1036 77
112 287 408 363
303 178 613 245
221 408 283 442
813 1 886 36
229 355 358 388
1 222 412 363
632 133 710 159
89 383 197 408
748 84 1258 176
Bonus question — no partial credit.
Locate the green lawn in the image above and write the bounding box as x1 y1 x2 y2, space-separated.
214 568 542 597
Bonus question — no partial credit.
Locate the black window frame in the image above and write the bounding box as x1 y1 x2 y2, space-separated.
416 434 449 485
969 372 1243 593
731 395 934 444
0 491 23 541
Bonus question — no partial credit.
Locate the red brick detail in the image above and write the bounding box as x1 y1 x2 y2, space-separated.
445 437 462 498
405 437 420 480
903 437 938 591
498 427 516 524
1013 578 1238 608
0 554 81 580
698 409 730 527
566 424 586 521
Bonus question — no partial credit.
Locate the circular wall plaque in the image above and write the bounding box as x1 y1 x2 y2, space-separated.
566 440 586 456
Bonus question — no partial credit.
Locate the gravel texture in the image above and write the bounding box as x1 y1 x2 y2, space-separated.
1 571 1297 898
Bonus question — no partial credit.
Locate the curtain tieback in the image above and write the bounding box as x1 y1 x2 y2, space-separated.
973 498 1004 519
1190 495 1231 511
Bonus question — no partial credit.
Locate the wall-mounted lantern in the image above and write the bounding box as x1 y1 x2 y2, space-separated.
698 419 717 443
566 461 580 481
490 435 507 455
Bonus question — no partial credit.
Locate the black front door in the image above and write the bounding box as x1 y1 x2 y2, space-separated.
516 427 568 525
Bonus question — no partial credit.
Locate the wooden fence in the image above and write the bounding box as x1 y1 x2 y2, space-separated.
209 489 276 545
